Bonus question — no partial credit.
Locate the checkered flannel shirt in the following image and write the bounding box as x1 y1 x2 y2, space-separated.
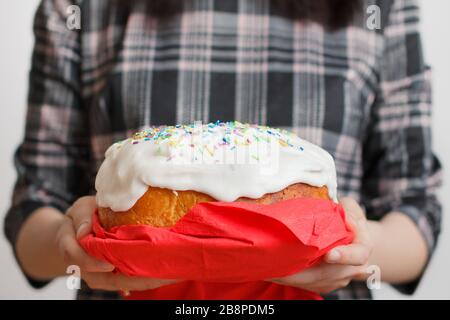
4 0 442 300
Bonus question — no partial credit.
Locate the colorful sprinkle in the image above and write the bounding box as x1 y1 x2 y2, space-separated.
118 121 306 162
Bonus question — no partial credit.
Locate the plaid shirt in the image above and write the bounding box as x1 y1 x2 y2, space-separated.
4 0 442 300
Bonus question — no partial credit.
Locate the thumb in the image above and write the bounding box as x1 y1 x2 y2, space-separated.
76 221 92 239
339 197 372 249
66 196 97 239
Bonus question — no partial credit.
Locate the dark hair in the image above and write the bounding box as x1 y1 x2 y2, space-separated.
147 0 362 30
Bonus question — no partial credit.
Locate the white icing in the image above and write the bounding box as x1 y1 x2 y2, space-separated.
95 122 337 211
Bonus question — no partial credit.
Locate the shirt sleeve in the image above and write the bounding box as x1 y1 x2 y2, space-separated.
361 0 443 295
3 0 90 288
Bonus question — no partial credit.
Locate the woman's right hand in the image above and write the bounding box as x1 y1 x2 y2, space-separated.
56 196 177 292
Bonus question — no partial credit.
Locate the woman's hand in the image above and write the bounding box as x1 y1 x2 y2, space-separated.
268 197 373 294
56 196 178 292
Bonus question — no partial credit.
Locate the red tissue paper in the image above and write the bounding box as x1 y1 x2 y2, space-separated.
79 198 353 300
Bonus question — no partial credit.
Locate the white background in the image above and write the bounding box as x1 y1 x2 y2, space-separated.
0 1 448 299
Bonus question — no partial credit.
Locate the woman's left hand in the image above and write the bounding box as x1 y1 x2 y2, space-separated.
268 197 374 294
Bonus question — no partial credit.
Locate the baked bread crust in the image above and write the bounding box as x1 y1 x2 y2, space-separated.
98 183 329 230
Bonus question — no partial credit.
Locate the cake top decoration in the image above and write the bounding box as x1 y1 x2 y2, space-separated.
113 121 305 164
96 121 337 211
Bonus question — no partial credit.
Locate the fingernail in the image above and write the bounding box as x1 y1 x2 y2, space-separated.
328 249 341 262
97 260 115 271
76 221 90 239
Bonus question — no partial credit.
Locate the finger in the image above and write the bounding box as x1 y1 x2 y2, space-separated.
66 196 97 239
340 198 371 247
310 277 353 294
340 197 365 221
270 263 361 286
352 266 372 281
269 268 318 285
58 217 115 273
347 216 372 249
82 272 117 291
111 274 178 291
86 273 178 292
324 244 370 266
